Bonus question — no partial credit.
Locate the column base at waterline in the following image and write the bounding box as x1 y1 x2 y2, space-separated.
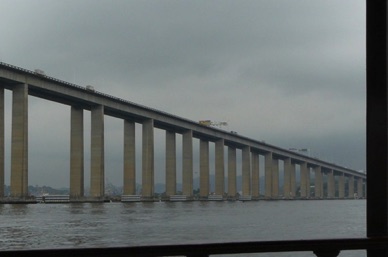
207 195 224 201
238 195 252 201
121 195 142 202
168 195 196 202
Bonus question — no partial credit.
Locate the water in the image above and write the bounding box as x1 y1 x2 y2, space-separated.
0 200 366 256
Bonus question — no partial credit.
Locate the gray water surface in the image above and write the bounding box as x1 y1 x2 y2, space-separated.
0 200 366 256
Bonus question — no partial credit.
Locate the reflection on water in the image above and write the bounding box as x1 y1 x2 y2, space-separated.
0 200 366 256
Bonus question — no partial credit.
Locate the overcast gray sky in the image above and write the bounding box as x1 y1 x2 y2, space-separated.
0 0 365 189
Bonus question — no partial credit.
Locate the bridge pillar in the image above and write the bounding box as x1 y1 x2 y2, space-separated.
242 146 251 196
215 139 224 196
11 84 28 198
327 170 335 198
123 120 136 195
357 178 363 198
227 146 237 199
0 87 3 198
338 173 345 199
272 158 279 198
70 106 84 199
348 176 355 198
165 130 176 197
182 130 193 197
300 162 308 198
284 158 294 199
306 167 311 197
314 166 323 199
290 162 296 198
264 152 272 198
251 152 260 199
142 119 154 199
200 139 209 198
90 105 105 199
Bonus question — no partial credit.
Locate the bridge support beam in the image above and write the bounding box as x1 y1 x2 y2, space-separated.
123 120 136 195
290 162 296 198
348 176 355 198
165 130 176 197
251 152 260 199
357 178 363 198
300 162 308 198
70 106 84 199
200 139 209 198
242 146 251 196
227 146 237 199
284 158 293 199
272 158 279 198
90 105 105 199
11 84 28 198
142 119 154 199
265 152 272 198
215 139 224 196
314 166 323 199
327 170 335 199
306 167 311 197
0 87 3 198
338 173 345 199
182 130 193 197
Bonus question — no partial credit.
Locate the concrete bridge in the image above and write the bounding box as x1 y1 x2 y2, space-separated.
0 62 366 202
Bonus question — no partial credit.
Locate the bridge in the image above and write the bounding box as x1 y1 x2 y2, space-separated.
0 62 366 202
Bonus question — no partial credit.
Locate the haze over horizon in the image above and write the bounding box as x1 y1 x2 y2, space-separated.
0 0 366 188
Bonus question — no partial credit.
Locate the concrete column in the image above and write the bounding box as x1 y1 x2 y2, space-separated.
327 170 335 198
142 119 154 198
357 178 363 198
348 176 355 198
300 162 308 198
242 146 251 196
264 152 272 198
11 84 28 198
272 158 279 198
0 87 3 198
165 130 176 197
200 139 209 198
227 146 237 198
182 130 193 196
306 167 311 197
290 162 296 198
339 173 345 198
90 105 104 199
123 120 136 195
284 158 292 199
251 153 260 199
314 166 322 198
215 139 224 196
70 106 84 199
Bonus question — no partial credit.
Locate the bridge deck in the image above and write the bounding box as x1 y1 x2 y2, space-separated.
0 62 365 179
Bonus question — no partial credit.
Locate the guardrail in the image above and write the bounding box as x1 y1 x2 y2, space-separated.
1 237 387 257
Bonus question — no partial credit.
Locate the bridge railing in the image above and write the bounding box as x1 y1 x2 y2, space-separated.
1 237 387 257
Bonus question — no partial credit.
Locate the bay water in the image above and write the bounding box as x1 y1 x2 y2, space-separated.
0 200 366 256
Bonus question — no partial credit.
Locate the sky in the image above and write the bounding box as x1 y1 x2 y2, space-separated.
0 0 366 189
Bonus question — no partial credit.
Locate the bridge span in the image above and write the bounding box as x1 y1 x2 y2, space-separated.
0 62 366 201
